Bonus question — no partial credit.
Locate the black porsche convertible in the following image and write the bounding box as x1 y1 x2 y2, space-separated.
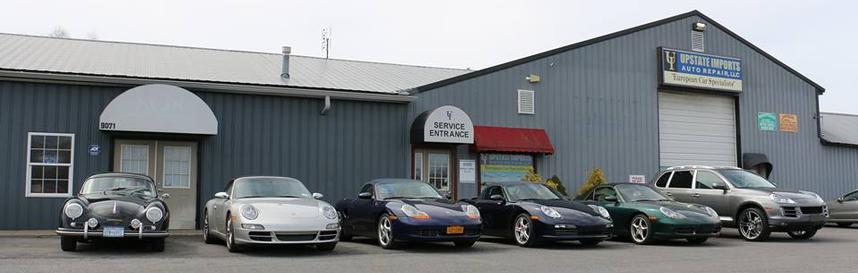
55 173 170 251
464 182 614 247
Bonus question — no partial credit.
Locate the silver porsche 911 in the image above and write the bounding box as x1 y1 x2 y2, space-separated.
202 176 340 252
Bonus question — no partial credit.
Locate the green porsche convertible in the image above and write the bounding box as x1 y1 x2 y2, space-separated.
578 183 721 244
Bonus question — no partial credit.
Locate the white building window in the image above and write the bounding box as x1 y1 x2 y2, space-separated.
26 132 74 197
163 146 191 188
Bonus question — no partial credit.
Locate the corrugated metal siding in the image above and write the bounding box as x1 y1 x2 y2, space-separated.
0 80 409 229
414 15 858 199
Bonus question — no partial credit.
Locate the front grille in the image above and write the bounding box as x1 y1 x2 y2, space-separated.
555 226 607 236
674 225 720 235
249 231 272 241
317 230 338 241
275 233 317 242
800 206 824 214
783 207 798 217
415 229 440 237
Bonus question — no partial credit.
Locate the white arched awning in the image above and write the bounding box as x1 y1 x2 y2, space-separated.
99 84 218 135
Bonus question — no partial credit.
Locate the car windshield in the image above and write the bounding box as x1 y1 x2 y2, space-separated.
376 182 443 200
232 177 312 199
80 177 156 197
616 184 671 202
505 183 562 201
720 169 776 188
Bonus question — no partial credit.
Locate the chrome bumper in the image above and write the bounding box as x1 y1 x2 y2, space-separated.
56 227 169 239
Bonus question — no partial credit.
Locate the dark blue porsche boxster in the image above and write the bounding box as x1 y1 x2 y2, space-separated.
335 179 482 249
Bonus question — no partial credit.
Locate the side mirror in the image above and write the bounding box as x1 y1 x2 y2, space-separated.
445 193 452 200
358 192 372 199
489 194 504 201
837 197 844 203
712 183 729 192
603 195 618 202
214 192 229 199
160 193 171 200
312 193 324 200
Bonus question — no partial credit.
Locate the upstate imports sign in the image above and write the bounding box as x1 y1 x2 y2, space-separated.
660 48 743 92
416 105 474 144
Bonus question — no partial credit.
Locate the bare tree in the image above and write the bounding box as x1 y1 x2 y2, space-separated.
49 26 69 38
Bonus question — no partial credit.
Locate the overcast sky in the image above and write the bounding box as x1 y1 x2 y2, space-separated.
2 0 855 114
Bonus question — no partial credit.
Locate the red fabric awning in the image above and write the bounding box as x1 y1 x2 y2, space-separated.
474 126 554 154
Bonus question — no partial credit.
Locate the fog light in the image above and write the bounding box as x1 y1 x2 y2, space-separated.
606 223 614 228
87 218 98 228
130 219 142 229
241 224 265 230
326 223 340 229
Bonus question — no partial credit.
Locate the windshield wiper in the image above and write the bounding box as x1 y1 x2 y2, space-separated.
273 195 303 198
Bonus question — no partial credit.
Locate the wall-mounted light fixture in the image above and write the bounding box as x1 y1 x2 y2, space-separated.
692 22 706 32
526 74 541 83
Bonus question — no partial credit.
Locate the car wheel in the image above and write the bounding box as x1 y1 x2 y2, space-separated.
203 212 217 244
225 217 243 252
338 212 353 241
579 239 602 246
686 237 708 244
453 240 477 248
60 236 77 252
149 238 165 252
737 207 771 241
629 214 655 245
512 213 538 247
316 242 337 251
377 213 398 249
787 228 818 240
836 223 853 228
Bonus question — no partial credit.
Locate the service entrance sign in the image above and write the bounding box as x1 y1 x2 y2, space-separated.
660 48 743 92
411 105 474 144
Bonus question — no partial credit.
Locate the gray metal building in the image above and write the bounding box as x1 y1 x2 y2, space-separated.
0 10 855 230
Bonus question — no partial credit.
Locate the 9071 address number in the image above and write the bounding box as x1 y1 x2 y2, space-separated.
99 122 116 130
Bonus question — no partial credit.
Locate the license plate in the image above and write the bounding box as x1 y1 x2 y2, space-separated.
103 226 125 238
446 226 464 234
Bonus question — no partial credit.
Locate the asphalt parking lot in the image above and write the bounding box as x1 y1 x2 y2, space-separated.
1 225 856 273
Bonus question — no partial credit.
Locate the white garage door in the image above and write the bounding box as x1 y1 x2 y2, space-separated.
658 92 737 168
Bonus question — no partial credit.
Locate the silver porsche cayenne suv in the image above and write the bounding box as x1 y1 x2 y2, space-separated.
652 166 828 241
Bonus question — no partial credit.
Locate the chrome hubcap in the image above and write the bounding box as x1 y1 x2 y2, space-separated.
631 217 649 243
514 216 530 244
378 217 392 246
203 215 209 240
226 218 234 249
740 210 763 239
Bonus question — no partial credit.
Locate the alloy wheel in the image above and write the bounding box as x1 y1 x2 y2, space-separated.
203 215 209 241
226 218 234 250
513 216 531 245
378 216 393 246
739 210 763 240
630 216 650 243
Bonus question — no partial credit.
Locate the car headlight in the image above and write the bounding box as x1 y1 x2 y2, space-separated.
322 206 338 220
770 193 797 204
64 202 84 220
659 207 687 219
540 206 562 219
146 207 164 223
462 204 481 220
800 191 825 203
704 207 719 218
588 205 611 219
240 205 258 220
400 204 430 220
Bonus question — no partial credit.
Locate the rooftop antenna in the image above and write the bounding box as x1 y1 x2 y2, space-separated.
322 27 332 59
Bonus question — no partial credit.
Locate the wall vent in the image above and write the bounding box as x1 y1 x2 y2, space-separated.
518 90 535 115
691 31 705 52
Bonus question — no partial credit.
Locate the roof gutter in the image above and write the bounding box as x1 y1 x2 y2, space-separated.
0 69 417 103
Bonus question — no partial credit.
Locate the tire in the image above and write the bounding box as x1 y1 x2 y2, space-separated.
377 213 399 249
629 214 655 245
686 237 709 244
453 240 477 248
225 217 243 252
339 212 353 241
836 223 853 228
512 213 539 247
579 239 602 246
203 212 217 244
316 242 337 251
149 238 165 252
787 228 818 240
737 207 771 241
60 236 77 252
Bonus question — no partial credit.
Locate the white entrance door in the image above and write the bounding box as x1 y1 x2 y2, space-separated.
413 149 453 196
658 92 737 168
114 139 198 229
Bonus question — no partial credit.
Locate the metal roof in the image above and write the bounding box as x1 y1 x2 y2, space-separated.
821 112 858 146
0 33 468 94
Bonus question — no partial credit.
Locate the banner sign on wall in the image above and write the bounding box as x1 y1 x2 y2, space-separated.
758 112 778 131
629 175 646 184
779 113 799 132
459 160 476 184
480 153 533 184
660 48 743 92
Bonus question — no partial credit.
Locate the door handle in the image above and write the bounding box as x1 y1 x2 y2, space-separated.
665 192 672 196
213 205 217 209
692 193 701 198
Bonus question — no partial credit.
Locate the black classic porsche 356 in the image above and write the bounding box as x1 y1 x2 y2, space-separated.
464 182 614 247
56 173 170 251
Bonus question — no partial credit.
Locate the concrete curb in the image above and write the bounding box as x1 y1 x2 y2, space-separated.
0 229 201 238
